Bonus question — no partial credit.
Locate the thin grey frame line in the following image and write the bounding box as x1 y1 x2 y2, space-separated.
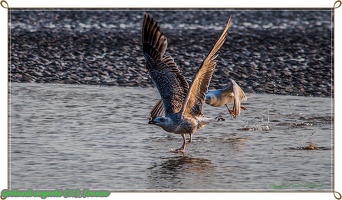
5 7 336 194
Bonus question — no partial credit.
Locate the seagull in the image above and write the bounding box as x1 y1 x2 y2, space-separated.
205 79 248 118
150 79 248 119
142 14 232 153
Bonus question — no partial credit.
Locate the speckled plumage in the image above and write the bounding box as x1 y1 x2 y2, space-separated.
142 14 231 152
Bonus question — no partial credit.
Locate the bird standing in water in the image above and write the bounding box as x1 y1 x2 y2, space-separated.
143 14 232 152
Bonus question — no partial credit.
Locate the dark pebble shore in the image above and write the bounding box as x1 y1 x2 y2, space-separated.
9 9 333 97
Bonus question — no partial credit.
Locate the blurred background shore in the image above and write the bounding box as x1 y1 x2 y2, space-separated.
9 9 333 97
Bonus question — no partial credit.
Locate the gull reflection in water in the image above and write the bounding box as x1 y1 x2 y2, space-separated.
147 156 214 190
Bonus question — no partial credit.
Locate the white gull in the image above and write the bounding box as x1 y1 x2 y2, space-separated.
205 79 248 118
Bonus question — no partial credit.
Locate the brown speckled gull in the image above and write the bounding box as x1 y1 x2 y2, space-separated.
143 14 231 153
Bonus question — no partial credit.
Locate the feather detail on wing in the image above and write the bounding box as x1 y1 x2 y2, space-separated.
142 14 189 115
149 99 164 120
181 16 232 117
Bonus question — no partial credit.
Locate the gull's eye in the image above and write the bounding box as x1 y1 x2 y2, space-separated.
160 118 165 122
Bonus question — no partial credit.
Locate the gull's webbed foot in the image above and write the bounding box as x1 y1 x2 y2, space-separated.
225 104 237 118
228 109 237 118
241 106 247 111
171 134 186 153
173 147 185 153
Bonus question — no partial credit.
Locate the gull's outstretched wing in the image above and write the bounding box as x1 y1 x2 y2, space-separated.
149 99 164 120
181 16 232 117
222 79 248 116
142 14 189 115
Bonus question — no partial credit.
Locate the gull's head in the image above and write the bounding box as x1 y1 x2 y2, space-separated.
148 116 172 129
148 116 173 132
205 94 216 105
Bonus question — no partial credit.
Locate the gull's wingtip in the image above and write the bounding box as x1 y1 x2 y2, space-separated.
226 15 233 28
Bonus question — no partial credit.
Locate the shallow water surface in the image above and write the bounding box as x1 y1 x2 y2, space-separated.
9 83 333 191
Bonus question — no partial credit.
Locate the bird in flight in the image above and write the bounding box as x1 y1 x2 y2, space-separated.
205 79 248 118
150 79 248 119
142 14 232 153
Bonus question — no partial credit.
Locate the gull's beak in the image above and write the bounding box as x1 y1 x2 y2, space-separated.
148 120 156 124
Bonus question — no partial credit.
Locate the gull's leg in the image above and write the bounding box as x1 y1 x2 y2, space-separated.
241 106 247 111
175 134 186 153
225 104 236 117
188 133 192 143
